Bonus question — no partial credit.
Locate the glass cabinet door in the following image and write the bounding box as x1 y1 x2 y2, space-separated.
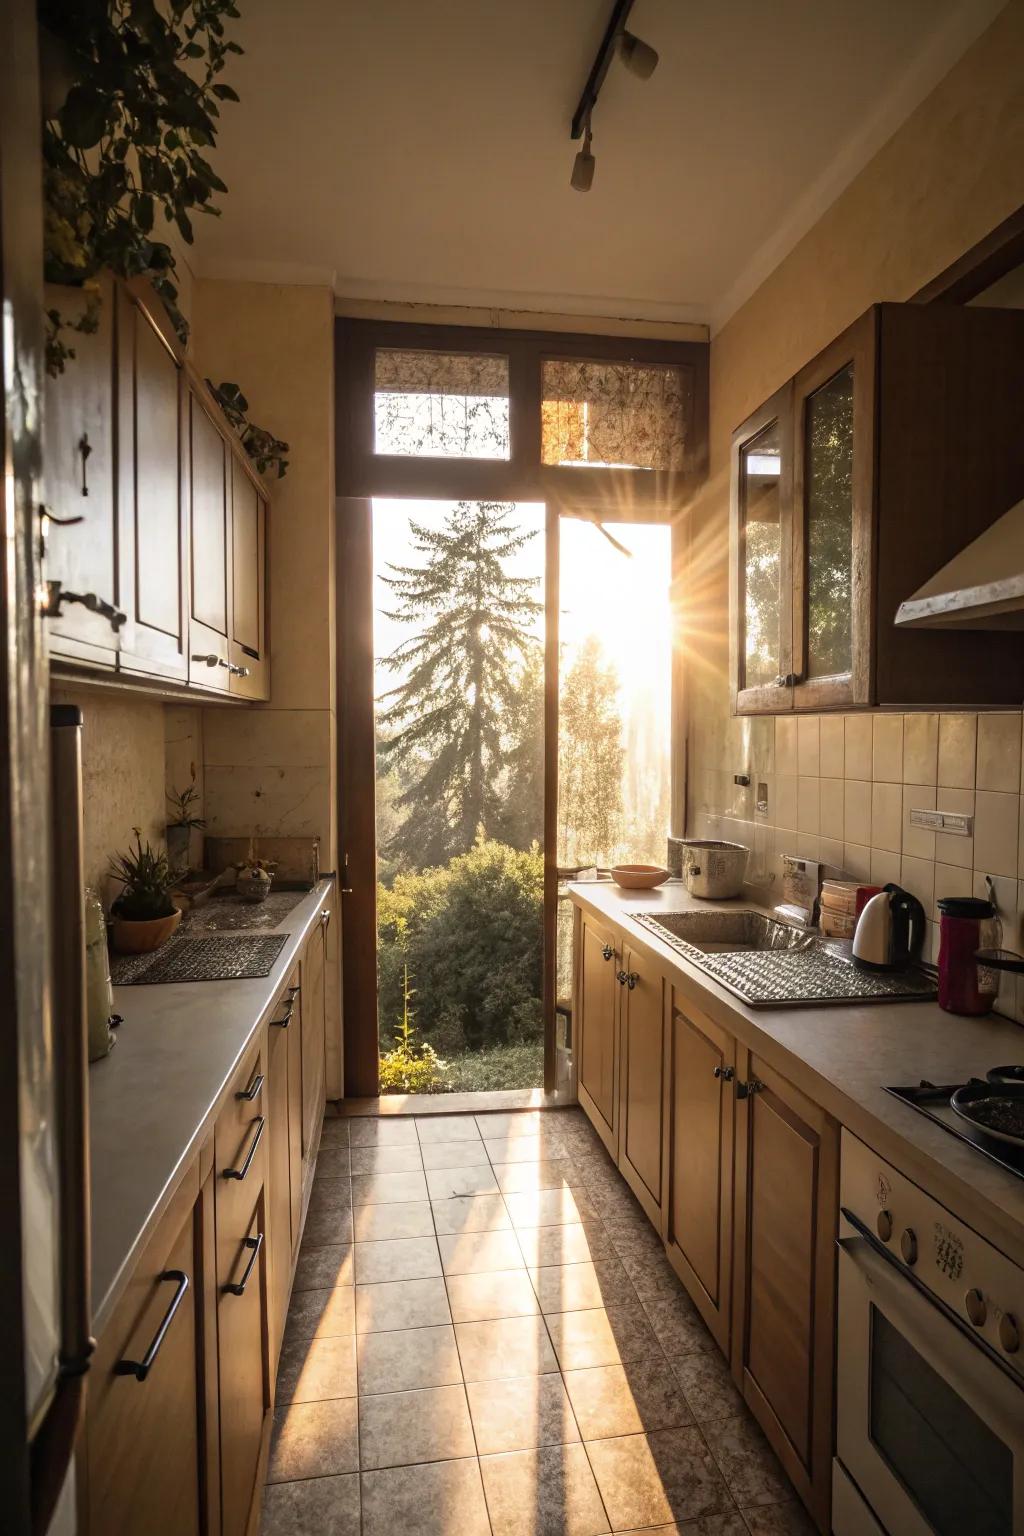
732 383 793 711
792 311 875 707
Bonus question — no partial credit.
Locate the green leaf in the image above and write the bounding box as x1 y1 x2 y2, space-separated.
60 85 109 149
134 193 154 232
212 83 238 101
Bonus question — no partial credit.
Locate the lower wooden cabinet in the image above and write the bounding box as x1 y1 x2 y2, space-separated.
86 1163 203 1536
217 1198 271 1536
665 998 735 1353
267 1008 294 1366
301 908 329 1160
576 910 620 1157
616 944 666 1224
731 1048 838 1532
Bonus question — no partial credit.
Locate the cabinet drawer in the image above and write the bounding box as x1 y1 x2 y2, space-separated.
87 1165 202 1536
215 1037 268 1251
217 1198 270 1536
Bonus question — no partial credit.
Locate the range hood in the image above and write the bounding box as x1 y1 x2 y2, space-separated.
895 497 1024 630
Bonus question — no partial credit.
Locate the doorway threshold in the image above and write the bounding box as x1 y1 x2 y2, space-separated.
332 1086 576 1118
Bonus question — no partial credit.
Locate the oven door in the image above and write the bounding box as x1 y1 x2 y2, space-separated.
836 1229 1024 1536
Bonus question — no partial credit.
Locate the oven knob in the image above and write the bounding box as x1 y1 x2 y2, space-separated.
900 1228 918 1266
876 1210 893 1242
999 1313 1020 1354
965 1288 987 1327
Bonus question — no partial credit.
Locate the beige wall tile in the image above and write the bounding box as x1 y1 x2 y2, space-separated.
872 714 903 783
844 715 872 781
796 832 820 861
900 855 934 917
974 790 1020 879
776 717 798 777
797 716 820 777
819 716 844 779
902 785 936 861
902 714 938 786
819 836 843 868
203 707 332 769
976 712 1022 794
798 777 820 835
935 787 974 869
937 713 977 789
871 849 901 886
933 862 973 918
820 779 844 841
204 765 332 840
871 782 902 854
844 843 871 881
776 775 799 832
844 780 872 846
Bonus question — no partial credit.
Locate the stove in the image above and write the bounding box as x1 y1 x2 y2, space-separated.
886 1079 1024 1179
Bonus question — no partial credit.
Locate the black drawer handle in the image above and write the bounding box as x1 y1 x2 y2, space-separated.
287 983 301 998
223 1116 264 1180
224 1233 263 1297
270 1000 295 1029
236 1070 264 1102
113 1270 189 1382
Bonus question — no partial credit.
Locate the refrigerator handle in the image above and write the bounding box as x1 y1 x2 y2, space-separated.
32 707 94 1535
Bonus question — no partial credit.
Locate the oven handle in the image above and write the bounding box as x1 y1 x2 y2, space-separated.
839 1207 1023 1389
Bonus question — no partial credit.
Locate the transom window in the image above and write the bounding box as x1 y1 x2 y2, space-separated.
374 348 510 460
541 359 690 471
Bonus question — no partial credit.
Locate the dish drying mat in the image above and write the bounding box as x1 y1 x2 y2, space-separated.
111 933 289 986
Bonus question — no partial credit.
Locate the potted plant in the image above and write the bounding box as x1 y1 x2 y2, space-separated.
108 830 181 953
166 783 205 876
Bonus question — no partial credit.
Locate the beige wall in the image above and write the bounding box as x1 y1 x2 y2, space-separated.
191 278 342 1092
685 2 1024 1017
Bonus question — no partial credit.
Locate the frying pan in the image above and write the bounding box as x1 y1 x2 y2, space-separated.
950 1079 1024 1148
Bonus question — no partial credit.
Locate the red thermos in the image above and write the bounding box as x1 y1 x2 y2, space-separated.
936 896 1000 1015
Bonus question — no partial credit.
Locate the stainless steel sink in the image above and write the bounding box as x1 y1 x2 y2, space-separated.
638 909 816 954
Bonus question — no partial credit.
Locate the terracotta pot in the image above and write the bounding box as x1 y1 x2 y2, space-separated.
112 907 181 954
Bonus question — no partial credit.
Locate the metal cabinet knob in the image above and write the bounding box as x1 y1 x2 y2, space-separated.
900 1228 918 1266
712 1065 734 1081
999 1313 1020 1354
735 1078 763 1100
965 1288 987 1327
191 652 220 667
601 944 614 962
876 1209 893 1242
616 969 628 986
44 581 127 632
625 971 638 990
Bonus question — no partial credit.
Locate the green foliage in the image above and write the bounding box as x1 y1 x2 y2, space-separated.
377 501 541 867
166 783 206 830
805 366 854 675
493 649 544 851
378 965 449 1094
108 827 177 919
40 0 242 373
378 837 543 1055
206 380 290 481
441 1041 543 1093
557 635 625 866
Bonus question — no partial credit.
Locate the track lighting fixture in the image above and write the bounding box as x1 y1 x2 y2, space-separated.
619 29 658 79
569 0 658 192
570 116 595 192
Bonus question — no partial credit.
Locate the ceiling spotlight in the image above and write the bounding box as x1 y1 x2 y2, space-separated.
619 29 658 79
571 118 595 192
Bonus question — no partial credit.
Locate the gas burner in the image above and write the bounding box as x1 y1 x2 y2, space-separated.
886 1079 1024 1180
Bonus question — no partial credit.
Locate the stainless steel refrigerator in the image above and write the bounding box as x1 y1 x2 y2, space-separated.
1 2 91 1530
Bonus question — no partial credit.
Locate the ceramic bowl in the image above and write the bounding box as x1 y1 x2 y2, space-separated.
111 906 182 954
610 864 671 890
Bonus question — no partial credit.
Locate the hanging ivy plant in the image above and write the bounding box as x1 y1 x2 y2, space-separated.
206 379 290 479
40 0 242 376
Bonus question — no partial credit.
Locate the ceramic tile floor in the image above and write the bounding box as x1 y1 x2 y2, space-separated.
260 1108 814 1536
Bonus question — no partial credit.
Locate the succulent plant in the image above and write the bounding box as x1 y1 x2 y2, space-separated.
108 829 177 921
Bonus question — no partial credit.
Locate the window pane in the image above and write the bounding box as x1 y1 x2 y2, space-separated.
870 1308 1012 1536
374 349 510 459
541 360 689 470
805 363 854 678
740 419 782 689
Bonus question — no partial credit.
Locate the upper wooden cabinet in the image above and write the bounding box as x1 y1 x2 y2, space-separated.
43 275 270 701
731 302 1024 710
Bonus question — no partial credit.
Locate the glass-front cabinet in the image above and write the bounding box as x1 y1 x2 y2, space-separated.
731 310 875 713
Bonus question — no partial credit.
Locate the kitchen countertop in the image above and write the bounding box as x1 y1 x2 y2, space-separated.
571 879 1024 1265
88 879 333 1335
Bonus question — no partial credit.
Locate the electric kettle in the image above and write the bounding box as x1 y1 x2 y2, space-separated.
851 882 926 972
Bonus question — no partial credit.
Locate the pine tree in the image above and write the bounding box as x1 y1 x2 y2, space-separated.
558 636 625 866
377 501 541 866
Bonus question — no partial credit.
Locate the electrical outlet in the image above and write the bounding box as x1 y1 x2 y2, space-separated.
909 809 944 832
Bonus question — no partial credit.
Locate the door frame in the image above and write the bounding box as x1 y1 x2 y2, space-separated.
334 317 706 1096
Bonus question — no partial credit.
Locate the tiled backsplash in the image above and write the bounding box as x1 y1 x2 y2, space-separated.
693 710 1024 1023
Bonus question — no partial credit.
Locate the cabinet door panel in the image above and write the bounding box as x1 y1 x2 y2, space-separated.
301 913 327 1160
229 458 269 699
666 1001 733 1351
218 1198 270 1536
576 913 619 1155
731 382 794 713
268 1015 293 1365
732 1051 838 1532
618 945 664 1218
117 288 188 680
43 276 118 668
189 395 229 639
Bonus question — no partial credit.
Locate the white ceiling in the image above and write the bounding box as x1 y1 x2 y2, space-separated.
190 0 1003 331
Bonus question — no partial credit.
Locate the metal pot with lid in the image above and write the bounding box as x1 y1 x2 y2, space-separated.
680 839 748 900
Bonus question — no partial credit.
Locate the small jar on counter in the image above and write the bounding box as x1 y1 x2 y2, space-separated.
85 886 115 1061
936 896 1001 1015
